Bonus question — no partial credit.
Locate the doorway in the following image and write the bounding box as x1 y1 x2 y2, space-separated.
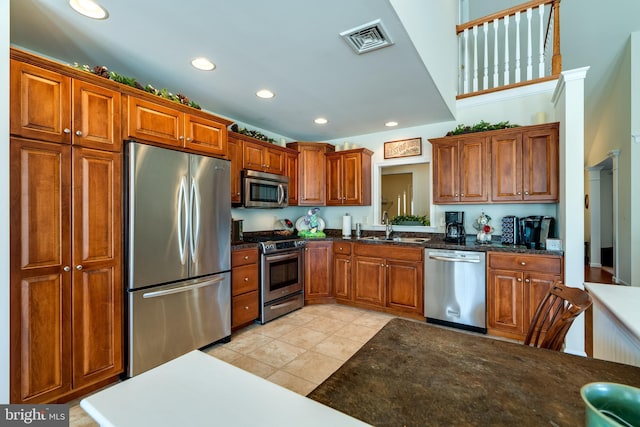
587 150 619 282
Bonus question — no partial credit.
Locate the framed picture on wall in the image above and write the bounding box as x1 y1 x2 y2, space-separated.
384 137 422 159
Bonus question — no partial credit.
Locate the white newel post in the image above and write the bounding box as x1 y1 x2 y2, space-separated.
552 67 590 356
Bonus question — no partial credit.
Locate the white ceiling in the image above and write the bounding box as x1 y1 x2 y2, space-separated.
10 0 456 141
10 0 640 145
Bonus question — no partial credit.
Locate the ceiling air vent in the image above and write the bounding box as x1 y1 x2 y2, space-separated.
340 19 394 54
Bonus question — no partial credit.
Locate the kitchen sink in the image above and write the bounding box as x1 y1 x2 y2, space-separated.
360 236 430 244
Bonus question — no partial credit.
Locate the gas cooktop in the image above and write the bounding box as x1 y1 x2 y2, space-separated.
243 234 306 253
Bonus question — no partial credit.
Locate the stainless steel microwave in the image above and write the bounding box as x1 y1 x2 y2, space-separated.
242 170 288 208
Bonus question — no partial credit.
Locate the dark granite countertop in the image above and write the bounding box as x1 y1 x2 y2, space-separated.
233 229 563 256
309 318 640 426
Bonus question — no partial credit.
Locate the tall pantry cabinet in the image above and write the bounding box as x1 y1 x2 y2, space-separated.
9 56 123 403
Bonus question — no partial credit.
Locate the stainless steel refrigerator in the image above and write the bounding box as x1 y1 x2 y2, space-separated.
125 142 231 377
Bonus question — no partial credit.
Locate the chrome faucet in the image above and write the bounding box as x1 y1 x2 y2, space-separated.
382 211 393 239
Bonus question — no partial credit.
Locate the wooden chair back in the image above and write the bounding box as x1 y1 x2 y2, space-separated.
524 282 592 351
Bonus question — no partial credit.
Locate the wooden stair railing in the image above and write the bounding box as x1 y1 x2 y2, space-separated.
457 0 561 99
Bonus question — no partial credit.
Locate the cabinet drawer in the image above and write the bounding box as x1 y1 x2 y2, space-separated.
232 264 259 296
333 242 352 255
232 291 259 327
354 243 423 262
232 247 259 267
488 253 562 274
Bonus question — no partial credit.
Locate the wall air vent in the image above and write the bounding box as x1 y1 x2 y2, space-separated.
340 19 394 54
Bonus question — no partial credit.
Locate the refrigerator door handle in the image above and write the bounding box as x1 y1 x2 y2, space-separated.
142 275 224 299
177 176 189 265
190 177 201 263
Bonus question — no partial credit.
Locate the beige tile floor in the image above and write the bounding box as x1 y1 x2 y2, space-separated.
69 303 396 426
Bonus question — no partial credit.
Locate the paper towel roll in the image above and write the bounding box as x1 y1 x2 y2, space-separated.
342 214 352 237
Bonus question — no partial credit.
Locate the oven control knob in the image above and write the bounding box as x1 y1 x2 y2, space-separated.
264 243 276 251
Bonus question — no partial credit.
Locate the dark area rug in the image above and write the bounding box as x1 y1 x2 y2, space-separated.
308 318 640 427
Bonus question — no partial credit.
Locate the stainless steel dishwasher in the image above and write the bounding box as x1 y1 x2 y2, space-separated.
424 249 487 333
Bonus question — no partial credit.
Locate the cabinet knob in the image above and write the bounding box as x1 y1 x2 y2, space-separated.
76 265 83 270
455 193 459 197
524 191 529 195
460 193 465 197
179 136 184 140
244 306 249 310
63 128 71 134
186 137 192 142
517 277 522 282
244 277 249 282
380 263 385 267
525 278 530 283
75 130 83 136
520 261 526 266
63 266 71 272
517 191 522 195
244 255 249 260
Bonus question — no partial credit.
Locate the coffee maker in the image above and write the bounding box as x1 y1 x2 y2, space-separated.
519 216 555 249
445 211 466 243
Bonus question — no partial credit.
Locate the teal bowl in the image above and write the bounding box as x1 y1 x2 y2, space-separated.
581 382 640 427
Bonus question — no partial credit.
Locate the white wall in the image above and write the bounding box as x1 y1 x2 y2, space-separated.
587 38 633 285
390 0 458 116
630 32 640 286
1 0 10 403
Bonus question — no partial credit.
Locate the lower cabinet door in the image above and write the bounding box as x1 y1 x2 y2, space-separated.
333 254 352 300
232 291 259 328
487 269 526 338
353 256 385 306
387 260 422 314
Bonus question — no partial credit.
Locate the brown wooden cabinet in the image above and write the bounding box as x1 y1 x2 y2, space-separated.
487 252 563 341
304 241 333 303
228 135 243 204
231 247 259 329
123 96 229 157
9 137 122 403
352 243 423 315
242 139 285 175
430 134 490 204
326 148 372 206
491 123 559 202
287 142 334 206
430 123 559 205
285 152 299 206
11 59 121 151
332 242 352 301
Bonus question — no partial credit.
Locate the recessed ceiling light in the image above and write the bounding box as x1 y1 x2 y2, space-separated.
69 0 109 19
314 118 328 125
385 121 399 127
256 89 275 99
191 57 215 71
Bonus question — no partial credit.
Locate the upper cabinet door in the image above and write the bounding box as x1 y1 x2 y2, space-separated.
124 96 184 147
491 132 523 202
522 126 559 202
72 80 121 151
10 60 72 144
184 114 227 157
431 140 459 204
458 137 489 203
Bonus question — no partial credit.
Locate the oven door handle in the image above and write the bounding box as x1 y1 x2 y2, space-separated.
265 251 301 262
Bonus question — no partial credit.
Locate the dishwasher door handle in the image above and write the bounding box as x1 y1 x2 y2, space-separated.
429 255 480 263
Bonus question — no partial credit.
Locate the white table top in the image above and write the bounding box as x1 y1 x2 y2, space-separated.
585 282 640 341
81 350 370 427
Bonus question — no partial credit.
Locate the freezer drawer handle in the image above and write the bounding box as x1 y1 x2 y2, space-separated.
142 276 224 299
429 255 480 263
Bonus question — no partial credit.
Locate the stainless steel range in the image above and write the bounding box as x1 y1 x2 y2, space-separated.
244 236 306 324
